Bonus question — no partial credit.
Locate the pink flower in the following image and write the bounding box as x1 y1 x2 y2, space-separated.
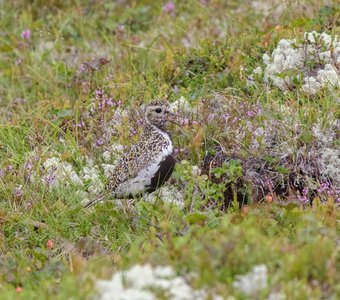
163 1 175 13
21 29 31 40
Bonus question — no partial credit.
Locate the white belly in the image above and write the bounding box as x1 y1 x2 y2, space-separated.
114 160 160 196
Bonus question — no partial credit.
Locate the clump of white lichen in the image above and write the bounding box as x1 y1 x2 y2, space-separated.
96 264 223 300
233 264 268 296
250 31 340 95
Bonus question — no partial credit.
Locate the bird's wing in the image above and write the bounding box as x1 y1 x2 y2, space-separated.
105 140 155 192
83 130 171 209
84 142 152 208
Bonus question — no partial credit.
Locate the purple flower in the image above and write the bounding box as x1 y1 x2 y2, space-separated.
207 114 216 121
223 113 230 120
47 172 56 186
0 169 4 177
106 73 113 81
95 138 104 147
25 161 32 170
180 118 189 126
13 187 23 198
79 64 87 72
256 105 262 115
21 29 31 40
7 165 13 171
78 121 85 128
317 182 329 193
246 110 256 117
16 57 23 65
98 100 105 110
130 128 137 136
298 187 309 204
231 117 241 124
96 89 104 99
105 98 114 106
163 1 175 13
81 81 90 94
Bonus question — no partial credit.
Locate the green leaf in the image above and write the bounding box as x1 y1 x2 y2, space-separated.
185 213 207 225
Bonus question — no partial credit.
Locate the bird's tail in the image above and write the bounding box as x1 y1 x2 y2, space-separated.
84 194 106 208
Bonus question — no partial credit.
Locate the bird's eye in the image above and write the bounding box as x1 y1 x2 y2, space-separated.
155 108 162 113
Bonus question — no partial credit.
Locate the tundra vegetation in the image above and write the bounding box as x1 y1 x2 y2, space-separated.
0 1 339 299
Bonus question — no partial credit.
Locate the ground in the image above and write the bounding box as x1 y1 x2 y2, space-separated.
0 1 339 299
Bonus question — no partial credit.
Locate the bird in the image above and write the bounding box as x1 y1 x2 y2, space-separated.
84 100 176 208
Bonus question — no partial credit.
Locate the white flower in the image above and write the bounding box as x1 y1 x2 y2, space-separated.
233 264 268 296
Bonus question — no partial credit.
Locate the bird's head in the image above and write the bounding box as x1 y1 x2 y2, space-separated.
144 100 175 130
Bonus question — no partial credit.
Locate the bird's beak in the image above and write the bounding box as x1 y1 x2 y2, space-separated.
165 109 180 126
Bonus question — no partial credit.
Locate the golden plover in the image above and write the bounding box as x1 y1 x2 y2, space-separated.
85 100 176 208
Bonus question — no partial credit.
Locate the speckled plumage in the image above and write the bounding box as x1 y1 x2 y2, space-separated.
85 100 176 208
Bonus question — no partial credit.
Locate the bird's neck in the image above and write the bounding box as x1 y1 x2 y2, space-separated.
144 122 170 137
145 121 168 133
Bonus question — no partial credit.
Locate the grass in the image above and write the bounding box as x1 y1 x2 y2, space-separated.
0 0 339 299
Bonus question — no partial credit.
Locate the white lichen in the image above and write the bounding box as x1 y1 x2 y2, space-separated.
82 161 104 194
170 96 194 114
259 31 340 94
233 264 268 296
144 186 185 208
191 165 202 177
41 152 186 207
313 120 340 186
96 264 221 300
42 157 83 188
